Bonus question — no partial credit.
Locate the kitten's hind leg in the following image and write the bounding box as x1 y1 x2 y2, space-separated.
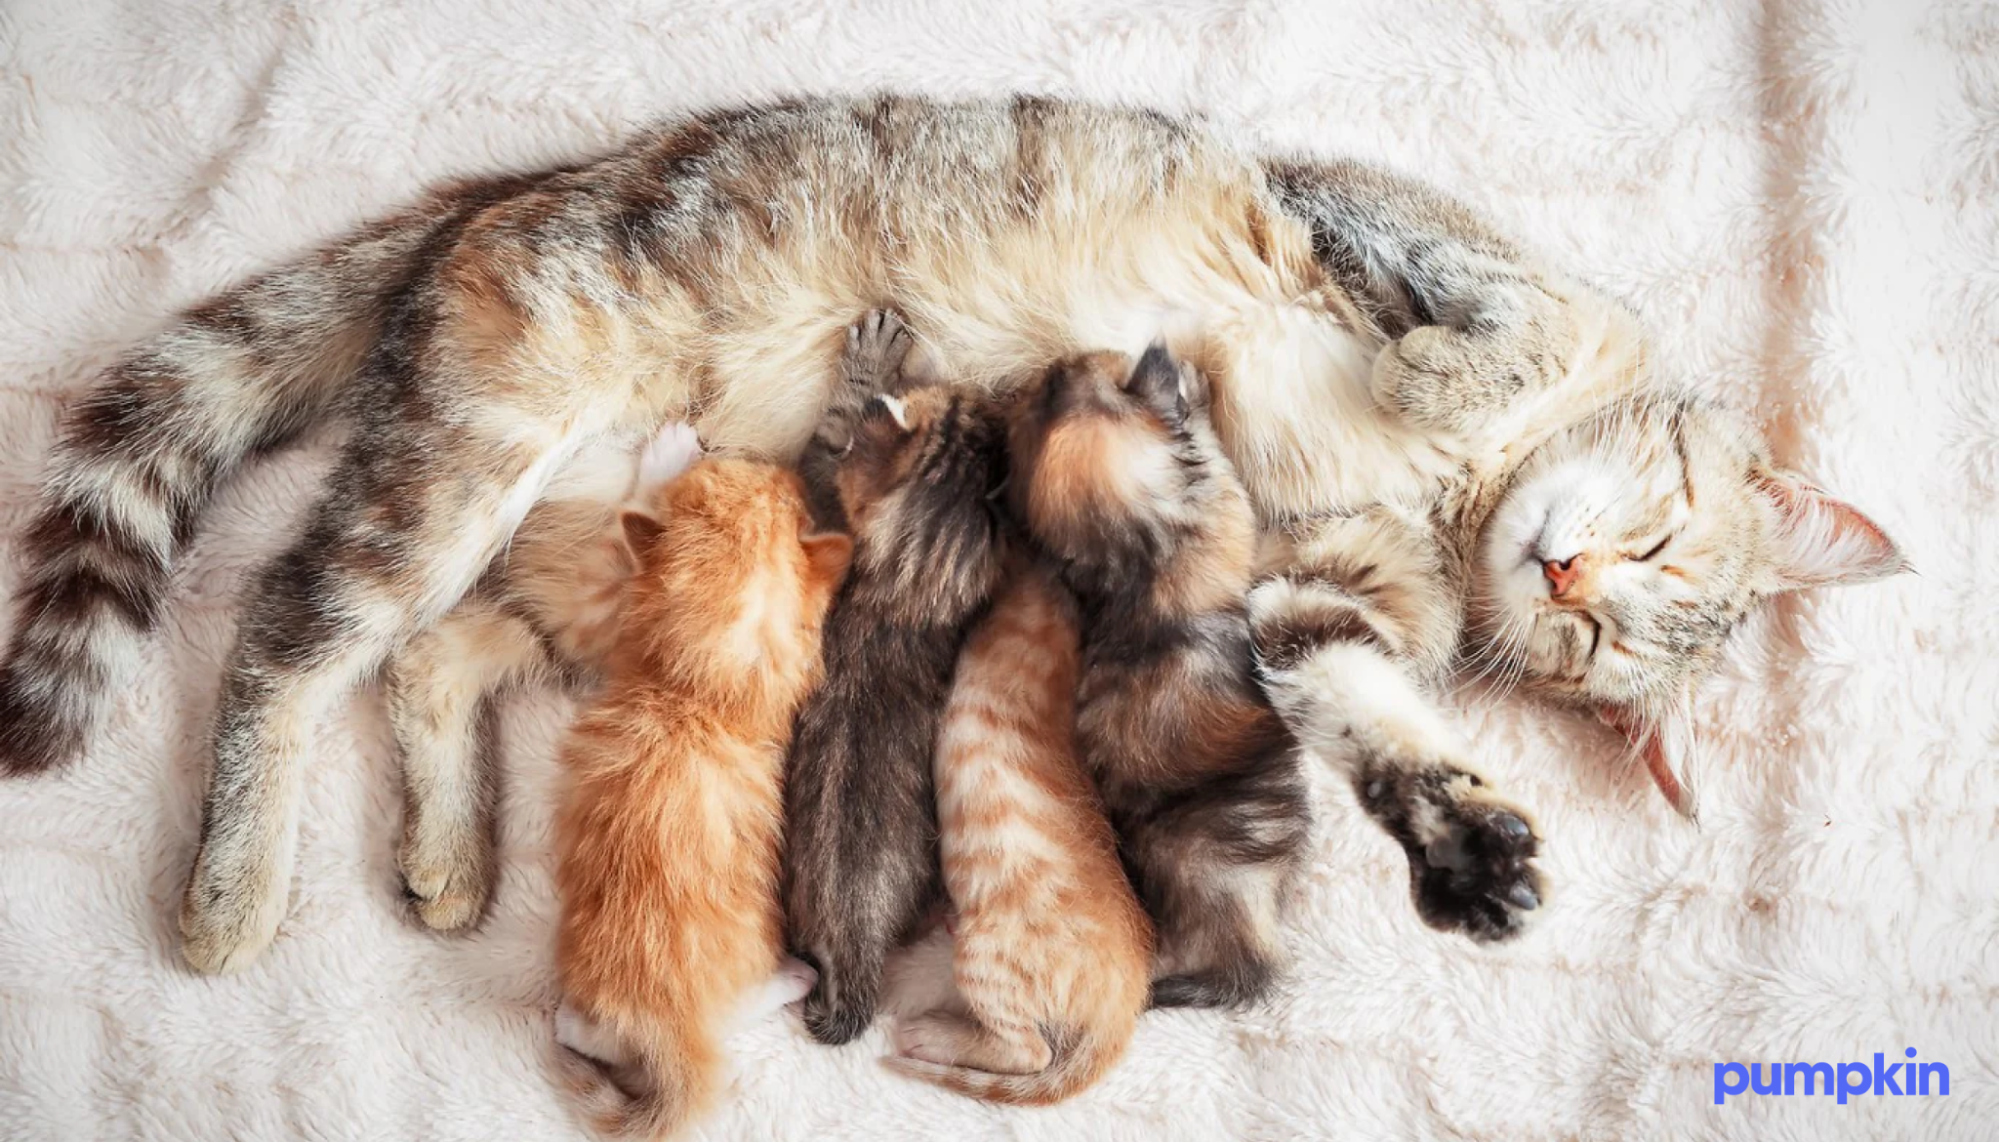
728 957 819 1031
386 600 549 931
892 1013 1050 1075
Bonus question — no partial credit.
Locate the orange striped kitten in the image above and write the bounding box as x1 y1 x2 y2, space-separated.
552 458 852 1140
886 556 1152 1106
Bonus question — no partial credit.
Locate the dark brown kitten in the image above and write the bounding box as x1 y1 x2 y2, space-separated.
1007 344 1310 1009
783 312 1010 1045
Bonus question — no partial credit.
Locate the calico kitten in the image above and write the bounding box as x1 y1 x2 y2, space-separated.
385 421 701 931
885 555 1152 1104
784 311 1010 1046
1006 344 1310 1009
553 458 851 1139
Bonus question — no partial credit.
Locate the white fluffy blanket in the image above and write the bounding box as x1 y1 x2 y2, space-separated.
2 0 1993 1138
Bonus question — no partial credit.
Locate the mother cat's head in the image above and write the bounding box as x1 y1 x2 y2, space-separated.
1469 393 1907 815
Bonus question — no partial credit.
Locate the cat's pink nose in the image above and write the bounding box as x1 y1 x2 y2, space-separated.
1543 554 1585 599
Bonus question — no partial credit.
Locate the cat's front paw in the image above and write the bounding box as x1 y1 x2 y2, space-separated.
1358 760 1543 942
841 308 913 394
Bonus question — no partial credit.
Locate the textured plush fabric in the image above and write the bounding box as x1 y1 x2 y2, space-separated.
1 0 1993 1138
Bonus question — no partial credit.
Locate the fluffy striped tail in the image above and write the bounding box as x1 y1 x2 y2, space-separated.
884 1025 1128 1107
559 1002 722 1141
0 175 529 774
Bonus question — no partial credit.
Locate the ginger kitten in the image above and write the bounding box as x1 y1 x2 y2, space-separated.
553 458 851 1139
385 421 702 931
885 554 1153 1104
1008 344 1311 1008
784 312 1011 1045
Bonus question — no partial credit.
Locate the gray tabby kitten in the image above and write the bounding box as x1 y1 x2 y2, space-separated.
0 96 1902 974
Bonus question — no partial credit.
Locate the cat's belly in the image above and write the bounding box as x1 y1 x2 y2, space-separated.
591 184 1450 521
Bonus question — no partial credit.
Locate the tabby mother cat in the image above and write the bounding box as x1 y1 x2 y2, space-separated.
0 95 1902 974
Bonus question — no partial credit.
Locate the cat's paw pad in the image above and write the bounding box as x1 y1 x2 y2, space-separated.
842 308 913 391
1359 762 1543 942
636 421 702 493
398 841 494 933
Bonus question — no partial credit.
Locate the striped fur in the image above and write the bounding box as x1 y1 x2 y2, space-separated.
1008 345 1309 1009
884 558 1151 1105
0 95 1903 972
784 315 1011 1045
553 458 850 1141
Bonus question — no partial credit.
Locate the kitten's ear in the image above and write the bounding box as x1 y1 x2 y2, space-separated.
1127 341 1189 424
620 510 665 556
1753 467 1909 591
801 531 854 586
1599 705 1699 823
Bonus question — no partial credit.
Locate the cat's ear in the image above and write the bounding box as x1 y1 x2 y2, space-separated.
620 509 664 556
1126 341 1189 425
1599 704 1698 823
1752 466 1909 591
801 531 854 586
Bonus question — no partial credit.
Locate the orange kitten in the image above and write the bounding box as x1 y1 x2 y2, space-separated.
886 557 1153 1105
552 458 851 1139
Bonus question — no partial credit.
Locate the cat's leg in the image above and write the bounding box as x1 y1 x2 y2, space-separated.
385 598 550 931
798 308 914 530
1269 158 1639 439
1133 813 1294 1009
1250 509 1544 941
892 1012 1050 1075
555 998 628 1067
177 252 635 971
727 957 819 1030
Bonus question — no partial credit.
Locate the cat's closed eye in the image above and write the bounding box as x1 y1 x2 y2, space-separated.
1632 531 1675 562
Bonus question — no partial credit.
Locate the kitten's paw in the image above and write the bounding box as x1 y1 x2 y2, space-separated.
636 421 703 494
1358 761 1543 942
890 1014 966 1067
179 849 290 974
801 973 874 1046
735 957 821 1029
774 956 819 1004
842 308 913 393
398 834 494 932
556 999 624 1066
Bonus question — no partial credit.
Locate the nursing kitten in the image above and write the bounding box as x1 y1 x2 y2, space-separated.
385 422 702 931
1007 344 1310 1008
3 95 1903 973
553 458 851 1139
885 555 1152 1104
784 311 1010 1046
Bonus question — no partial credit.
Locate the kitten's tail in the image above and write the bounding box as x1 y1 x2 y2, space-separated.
559 1004 722 1141
0 174 533 775
884 1023 1131 1107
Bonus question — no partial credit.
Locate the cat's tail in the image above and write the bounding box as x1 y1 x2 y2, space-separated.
884 1023 1132 1107
0 173 539 775
557 1000 722 1141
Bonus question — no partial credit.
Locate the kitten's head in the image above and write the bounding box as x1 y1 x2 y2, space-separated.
832 384 1009 621
1471 393 1905 811
620 458 851 695
1007 343 1254 601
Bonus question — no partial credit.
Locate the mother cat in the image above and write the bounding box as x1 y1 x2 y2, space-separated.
0 95 1901 974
